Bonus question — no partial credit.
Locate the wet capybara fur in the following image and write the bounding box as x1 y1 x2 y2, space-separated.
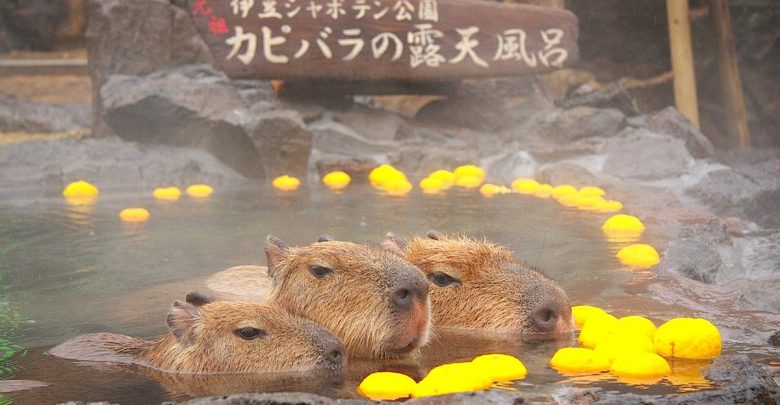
384 231 573 336
50 294 345 374
264 236 431 360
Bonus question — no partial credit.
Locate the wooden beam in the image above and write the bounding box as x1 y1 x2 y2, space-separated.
709 0 751 147
666 0 701 129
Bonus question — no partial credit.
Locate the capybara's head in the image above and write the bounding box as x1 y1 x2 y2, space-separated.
265 235 431 359
152 293 346 373
384 231 573 337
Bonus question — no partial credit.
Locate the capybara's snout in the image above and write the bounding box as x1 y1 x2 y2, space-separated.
309 324 347 369
531 297 574 334
391 271 430 311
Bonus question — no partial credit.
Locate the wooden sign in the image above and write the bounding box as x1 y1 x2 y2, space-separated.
188 0 579 81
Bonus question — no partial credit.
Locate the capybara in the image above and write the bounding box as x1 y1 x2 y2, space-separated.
262 235 431 360
50 293 345 374
383 231 574 336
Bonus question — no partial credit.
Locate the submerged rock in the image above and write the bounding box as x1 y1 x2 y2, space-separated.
0 96 90 133
101 65 264 178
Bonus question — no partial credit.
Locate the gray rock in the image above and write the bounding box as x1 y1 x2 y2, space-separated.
734 232 780 282
332 107 407 143
0 137 243 198
602 129 693 180
314 155 378 182
481 151 537 184
310 120 396 156
688 157 780 228
537 162 600 188
404 390 529 404
176 392 336 405
770 330 780 347
534 107 626 142
0 96 90 133
101 65 264 178
0 0 65 51
416 77 553 132
658 238 722 284
678 220 733 246
645 106 715 158
736 283 780 313
86 0 213 135
560 355 780 404
245 110 312 179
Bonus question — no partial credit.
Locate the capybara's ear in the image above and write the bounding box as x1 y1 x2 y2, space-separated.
427 230 445 240
317 234 334 242
382 232 408 256
265 235 290 278
167 300 201 342
185 291 215 307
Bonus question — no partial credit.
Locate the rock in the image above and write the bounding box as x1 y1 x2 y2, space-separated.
602 128 693 180
770 330 780 347
688 156 780 228
245 110 312 179
310 120 396 156
314 155 378 182
678 220 733 246
533 107 626 143
101 65 264 178
559 355 780 404
0 0 66 51
86 0 212 136
405 390 528 404
657 238 722 284
0 96 90 133
734 232 780 282
332 107 407 143
537 162 600 188
176 392 337 405
0 137 243 198
736 283 780 313
481 151 537 184
645 106 715 158
416 77 553 132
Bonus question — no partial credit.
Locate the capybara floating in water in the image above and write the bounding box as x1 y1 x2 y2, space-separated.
262 236 431 360
383 231 574 336
50 293 345 374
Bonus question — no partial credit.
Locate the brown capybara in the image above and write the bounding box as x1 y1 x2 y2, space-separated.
383 231 574 336
50 293 345 374
262 235 431 360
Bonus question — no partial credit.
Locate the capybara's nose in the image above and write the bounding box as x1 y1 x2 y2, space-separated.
392 276 429 310
311 326 346 368
326 343 345 366
532 299 572 332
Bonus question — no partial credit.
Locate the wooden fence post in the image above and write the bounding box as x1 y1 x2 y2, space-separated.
709 0 751 147
666 0 701 129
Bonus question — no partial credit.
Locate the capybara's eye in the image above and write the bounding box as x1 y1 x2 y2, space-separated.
429 271 460 287
235 327 267 340
309 265 333 278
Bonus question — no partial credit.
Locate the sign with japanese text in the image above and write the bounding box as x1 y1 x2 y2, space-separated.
189 0 579 81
